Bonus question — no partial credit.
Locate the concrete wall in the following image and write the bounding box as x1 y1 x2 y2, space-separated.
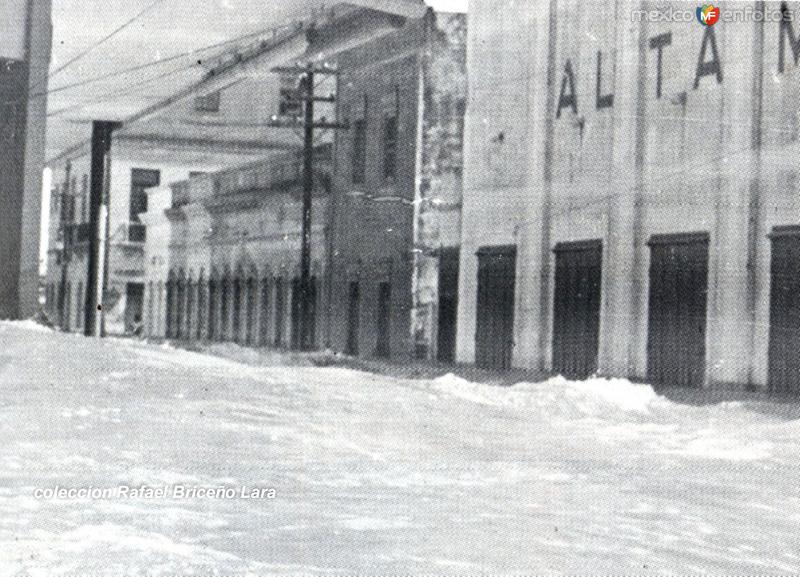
0 0 51 319
411 11 467 360
456 0 538 364
460 0 800 389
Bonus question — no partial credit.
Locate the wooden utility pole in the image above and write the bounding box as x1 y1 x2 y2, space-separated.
269 62 346 351
84 120 120 336
57 161 72 329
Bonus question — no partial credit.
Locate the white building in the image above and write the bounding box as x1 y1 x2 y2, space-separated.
44 23 308 334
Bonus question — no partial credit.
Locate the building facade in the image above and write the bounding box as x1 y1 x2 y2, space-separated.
135 4 466 362
326 8 466 361
0 0 52 319
44 23 308 335
144 146 331 349
459 0 800 392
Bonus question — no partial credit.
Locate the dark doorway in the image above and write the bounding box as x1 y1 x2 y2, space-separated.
76 283 84 332
291 278 301 350
196 282 205 340
259 278 270 346
552 240 602 379
346 281 360 356
307 277 318 350
274 277 285 347
185 282 194 339
376 282 391 358
646 233 709 388
63 282 72 332
768 226 800 394
232 279 242 343
165 279 174 338
125 282 144 335
437 248 460 363
475 246 516 370
246 278 256 345
175 280 184 339
220 278 230 341
208 280 217 340
290 277 318 351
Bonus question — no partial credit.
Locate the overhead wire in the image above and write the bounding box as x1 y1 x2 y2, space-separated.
40 25 277 100
45 0 170 83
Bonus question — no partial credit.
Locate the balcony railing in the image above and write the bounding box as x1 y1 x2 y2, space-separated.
63 222 91 246
214 145 332 198
216 157 302 197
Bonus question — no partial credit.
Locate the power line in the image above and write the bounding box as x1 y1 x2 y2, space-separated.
41 26 273 99
47 0 170 82
42 12 318 157
2 23 298 110
46 59 199 118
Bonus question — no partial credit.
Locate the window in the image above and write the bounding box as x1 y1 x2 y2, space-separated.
277 74 303 118
346 281 360 356
194 91 221 113
130 168 160 222
278 88 302 118
81 174 89 223
59 183 74 225
65 194 76 225
352 119 367 185
376 282 391 358
383 115 398 181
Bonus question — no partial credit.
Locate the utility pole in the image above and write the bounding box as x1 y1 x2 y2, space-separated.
269 62 347 351
84 120 120 336
57 161 72 330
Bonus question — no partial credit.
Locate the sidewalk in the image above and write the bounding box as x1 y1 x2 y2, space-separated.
163 336 800 414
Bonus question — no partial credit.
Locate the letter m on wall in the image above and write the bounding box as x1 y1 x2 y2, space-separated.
779 1 800 73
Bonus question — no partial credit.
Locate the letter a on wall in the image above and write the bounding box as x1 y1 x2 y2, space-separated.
694 27 723 89
556 59 578 118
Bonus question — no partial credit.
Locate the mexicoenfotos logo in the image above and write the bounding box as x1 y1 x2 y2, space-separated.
697 4 720 26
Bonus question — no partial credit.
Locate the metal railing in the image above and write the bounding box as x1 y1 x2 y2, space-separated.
215 155 302 197
214 145 332 198
62 222 91 246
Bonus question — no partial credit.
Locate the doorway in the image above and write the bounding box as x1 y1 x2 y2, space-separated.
646 233 709 388
475 246 516 370
552 240 602 379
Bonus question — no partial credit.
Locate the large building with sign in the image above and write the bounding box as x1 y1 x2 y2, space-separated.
458 0 800 392
0 0 52 319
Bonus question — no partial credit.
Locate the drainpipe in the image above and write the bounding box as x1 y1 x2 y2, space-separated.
745 1 765 390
